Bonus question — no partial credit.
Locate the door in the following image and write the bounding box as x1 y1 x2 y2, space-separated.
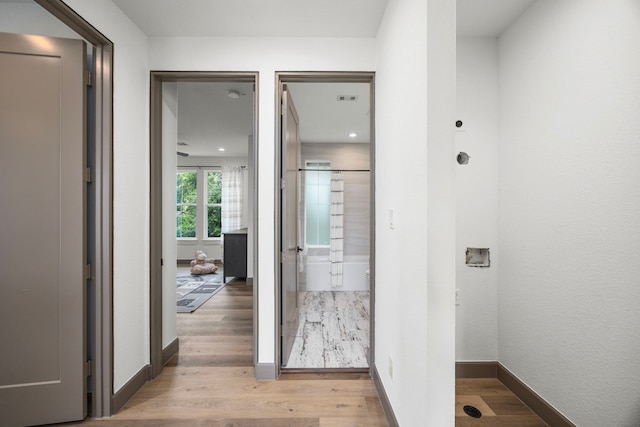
0 33 87 426
281 86 301 366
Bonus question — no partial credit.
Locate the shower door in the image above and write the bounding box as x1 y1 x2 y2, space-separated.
280 86 301 366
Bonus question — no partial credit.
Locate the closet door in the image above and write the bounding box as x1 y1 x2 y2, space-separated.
0 32 87 426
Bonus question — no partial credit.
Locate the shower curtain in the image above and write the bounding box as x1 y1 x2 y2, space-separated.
330 171 344 288
221 166 244 233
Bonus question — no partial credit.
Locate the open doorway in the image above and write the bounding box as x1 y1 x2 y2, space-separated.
150 72 258 378
276 73 375 372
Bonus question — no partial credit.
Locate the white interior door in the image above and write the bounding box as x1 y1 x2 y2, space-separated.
0 32 87 426
281 86 301 367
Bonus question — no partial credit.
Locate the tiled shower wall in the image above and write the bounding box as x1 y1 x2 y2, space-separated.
301 142 370 257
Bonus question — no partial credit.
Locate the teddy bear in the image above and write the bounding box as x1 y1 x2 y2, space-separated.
189 250 218 275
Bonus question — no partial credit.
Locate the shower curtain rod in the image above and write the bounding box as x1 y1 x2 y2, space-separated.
298 168 370 172
177 165 246 169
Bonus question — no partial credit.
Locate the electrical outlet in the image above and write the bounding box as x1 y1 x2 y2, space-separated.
388 356 393 380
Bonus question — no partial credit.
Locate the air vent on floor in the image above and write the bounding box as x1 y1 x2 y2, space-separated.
463 405 482 419
337 95 358 101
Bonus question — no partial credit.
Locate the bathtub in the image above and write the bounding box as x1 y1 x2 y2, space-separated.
304 255 370 291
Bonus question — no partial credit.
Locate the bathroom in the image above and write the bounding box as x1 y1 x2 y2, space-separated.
283 81 372 369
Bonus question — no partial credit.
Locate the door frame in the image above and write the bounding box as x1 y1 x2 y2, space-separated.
275 72 376 376
35 0 114 418
149 71 259 379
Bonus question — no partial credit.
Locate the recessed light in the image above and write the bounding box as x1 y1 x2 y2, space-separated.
218 148 225 152
349 133 357 138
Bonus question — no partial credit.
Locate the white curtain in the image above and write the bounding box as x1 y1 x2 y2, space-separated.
330 171 344 288
221 166 244 233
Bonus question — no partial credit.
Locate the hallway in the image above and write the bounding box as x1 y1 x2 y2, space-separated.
68 279 388 426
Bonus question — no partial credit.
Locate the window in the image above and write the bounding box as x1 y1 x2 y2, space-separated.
305 161 331 246
176 169 224 239
176 170 197 238
207 171 222 238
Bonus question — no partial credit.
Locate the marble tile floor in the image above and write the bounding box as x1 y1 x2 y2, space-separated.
285 291 370 369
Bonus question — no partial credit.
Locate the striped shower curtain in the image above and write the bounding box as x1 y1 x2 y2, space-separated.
330 171 344 288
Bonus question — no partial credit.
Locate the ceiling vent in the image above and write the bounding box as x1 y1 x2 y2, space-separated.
177 141 188 146
337 95 358 102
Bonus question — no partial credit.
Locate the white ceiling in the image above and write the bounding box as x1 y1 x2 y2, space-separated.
112 0 389 38
175 81 371 158
457 0 535 38
113 0 534 39
112 0 533 158
176 82 254 158
287 82 371 144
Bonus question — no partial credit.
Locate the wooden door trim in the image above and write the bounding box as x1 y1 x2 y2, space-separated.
35 0 115 418
149 71 260 381
274 72 376 377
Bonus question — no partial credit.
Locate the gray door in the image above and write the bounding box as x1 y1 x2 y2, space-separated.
0 33 87 426
281 87 301 366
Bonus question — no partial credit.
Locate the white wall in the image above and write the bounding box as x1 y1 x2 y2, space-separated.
63 0 151 393
455 38 499 361
149 36 376 367
498 1 640 425
375 0 455 425
425 0 456 424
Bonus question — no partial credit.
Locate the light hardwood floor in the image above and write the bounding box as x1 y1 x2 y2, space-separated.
68 276 389 427
456 378 549 426
61 270 547 427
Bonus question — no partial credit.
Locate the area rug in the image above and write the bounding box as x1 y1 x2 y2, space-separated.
176 271 225 313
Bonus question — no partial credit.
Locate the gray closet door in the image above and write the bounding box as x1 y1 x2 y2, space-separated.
0 32 87 426
281 87 301 367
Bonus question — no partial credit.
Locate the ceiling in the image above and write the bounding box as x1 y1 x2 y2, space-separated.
99 0 534 158
457 0 535 38
287 82 371 144
175 81 371 158
176 82 254 158
112 0 389 38
110 0 535 39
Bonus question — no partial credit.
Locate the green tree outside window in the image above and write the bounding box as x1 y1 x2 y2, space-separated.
207 171 222 238
176 171 197 237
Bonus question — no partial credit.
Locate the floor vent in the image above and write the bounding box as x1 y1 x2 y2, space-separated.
463 405 482 418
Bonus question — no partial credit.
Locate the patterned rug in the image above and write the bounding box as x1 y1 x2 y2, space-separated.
176 271 225 313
